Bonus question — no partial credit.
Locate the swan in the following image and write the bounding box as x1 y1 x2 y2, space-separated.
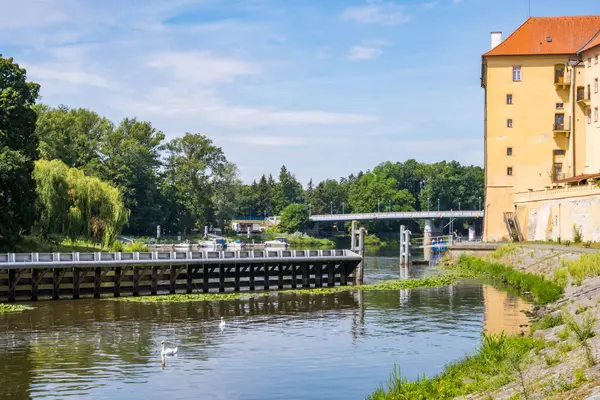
219 317 226 331
161 340 177 356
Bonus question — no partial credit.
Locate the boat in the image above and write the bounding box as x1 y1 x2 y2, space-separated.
198 238 227 250
227 239 246 249
264 237 289 249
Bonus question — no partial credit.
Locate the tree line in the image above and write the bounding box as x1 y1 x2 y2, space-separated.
0 54 483 246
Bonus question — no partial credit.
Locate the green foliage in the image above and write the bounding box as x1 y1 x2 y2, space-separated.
0 55 40 244
284 232 334 247
572 224 583 243
544 351 561 367
33 159 129 247
0 304 34 313
367 333 544 400
489 244 519 261
561 253 600 286
531 314 564 332
278 203 309 233
562 309 597 366
453 256 564 304
364 234 382 246
272 165 304 214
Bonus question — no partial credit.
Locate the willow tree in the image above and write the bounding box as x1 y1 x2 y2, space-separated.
34 159 129 246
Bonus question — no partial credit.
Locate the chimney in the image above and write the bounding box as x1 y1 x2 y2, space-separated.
491 31 502 50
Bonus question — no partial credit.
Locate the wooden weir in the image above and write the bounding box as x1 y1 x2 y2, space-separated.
0 249 362 302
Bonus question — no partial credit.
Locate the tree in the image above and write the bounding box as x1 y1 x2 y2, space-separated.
35 105 113 172
98 118 164 235
278 203 309 233
256 174 273 217
273 165 304 214
33 159 129 246
163 133 228 233
0 55 40 243
212 162 242 230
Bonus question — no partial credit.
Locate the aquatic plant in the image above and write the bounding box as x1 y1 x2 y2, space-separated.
116 292 258 303
451 256 563 304
0 304 34 313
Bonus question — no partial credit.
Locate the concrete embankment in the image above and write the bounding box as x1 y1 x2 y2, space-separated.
459 244 600 400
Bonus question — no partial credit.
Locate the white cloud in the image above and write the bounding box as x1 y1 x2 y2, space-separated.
452 0 464 4
27 65 111 89
147 51 260 86
341 0 411 26
422 2 437 10
347 46 382 61
226 135 337 147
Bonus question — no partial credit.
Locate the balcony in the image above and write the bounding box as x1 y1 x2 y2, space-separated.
552 172 566 182
577 86 591 106
552 122 570 138
554 66 570 89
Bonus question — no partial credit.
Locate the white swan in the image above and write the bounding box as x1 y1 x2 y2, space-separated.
161 340 177 356
219 317 226 331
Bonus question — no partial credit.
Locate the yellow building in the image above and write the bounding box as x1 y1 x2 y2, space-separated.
481 16 600 241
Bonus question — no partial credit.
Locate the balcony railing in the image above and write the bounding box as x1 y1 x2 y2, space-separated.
553 123 569 132
577 87 591 103
552 172 566 181
554 68 570 88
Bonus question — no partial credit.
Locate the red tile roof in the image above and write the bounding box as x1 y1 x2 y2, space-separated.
484 16 600 56
580 31 600 53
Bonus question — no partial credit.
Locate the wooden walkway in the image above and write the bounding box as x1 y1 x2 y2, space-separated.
0 249 362 302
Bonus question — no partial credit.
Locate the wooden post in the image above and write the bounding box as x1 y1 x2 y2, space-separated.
315 263 323 288
52 268 60 300
278 264 284 289
133 267 140 296
94 267 101 298
151 266 158 295
203 265 209 293
249 265 255 291
31 269 39 301
263 264 269 291
291 264 297 289
8 269 16 302
327 262 335 287
186 265 193 294
114 266 121 298
302 263 309 288
73 267 81 299
234 265 241 292
219 265 225 293
169 265 176 294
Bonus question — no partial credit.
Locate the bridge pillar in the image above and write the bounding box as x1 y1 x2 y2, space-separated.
423 219 433 262
355 227 366 285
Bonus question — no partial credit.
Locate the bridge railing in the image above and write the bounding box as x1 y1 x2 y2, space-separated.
0 249 362 269
309 210 484 221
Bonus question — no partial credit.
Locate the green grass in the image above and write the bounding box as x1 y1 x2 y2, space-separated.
531 313 564 333
367 332 546 400
0 235 148 253
489 244 520 261
556 253 600 286
451 256 564 304
0 304 34 313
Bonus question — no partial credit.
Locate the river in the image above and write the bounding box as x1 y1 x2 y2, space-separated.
0 247 530 400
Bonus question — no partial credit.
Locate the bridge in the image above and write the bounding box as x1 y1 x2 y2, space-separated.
309 210 484 222
0 249 362 302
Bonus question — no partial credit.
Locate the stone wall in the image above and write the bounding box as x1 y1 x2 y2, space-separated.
517 194 600 242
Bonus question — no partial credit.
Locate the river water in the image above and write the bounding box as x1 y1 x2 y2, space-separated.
0 247 530 400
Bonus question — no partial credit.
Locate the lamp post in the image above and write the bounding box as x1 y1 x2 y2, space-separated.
378 198 381 213
342 202 345 214
330 201 333 215
478 196 482 211
437 198 440 212
427 197 430 211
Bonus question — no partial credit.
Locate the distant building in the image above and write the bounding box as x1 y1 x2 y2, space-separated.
482 16 600 241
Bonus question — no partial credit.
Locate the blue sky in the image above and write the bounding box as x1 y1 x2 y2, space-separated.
1 0 599 184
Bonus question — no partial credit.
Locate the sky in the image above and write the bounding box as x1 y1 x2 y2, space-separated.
1 0 599 184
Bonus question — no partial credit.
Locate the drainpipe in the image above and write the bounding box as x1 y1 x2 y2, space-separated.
569 61 577 177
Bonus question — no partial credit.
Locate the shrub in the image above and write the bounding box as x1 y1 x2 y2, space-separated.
531 313 564 332
572 224 583 243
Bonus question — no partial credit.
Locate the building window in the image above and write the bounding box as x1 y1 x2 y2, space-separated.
506 119 513 128
507 147 513 156
595 107 599 122
556 102 564 109
507 167 513 176
506 94 513 104
553 149 566 156
512 66 521 81
595 78 599 94
588 108 592 124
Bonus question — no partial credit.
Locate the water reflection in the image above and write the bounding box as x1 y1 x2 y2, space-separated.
0 252 532 400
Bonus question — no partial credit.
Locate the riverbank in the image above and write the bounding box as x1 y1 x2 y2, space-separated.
0 235 148 253
372 245 600 400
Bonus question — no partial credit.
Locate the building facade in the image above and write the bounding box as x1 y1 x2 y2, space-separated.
482 16 600 241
